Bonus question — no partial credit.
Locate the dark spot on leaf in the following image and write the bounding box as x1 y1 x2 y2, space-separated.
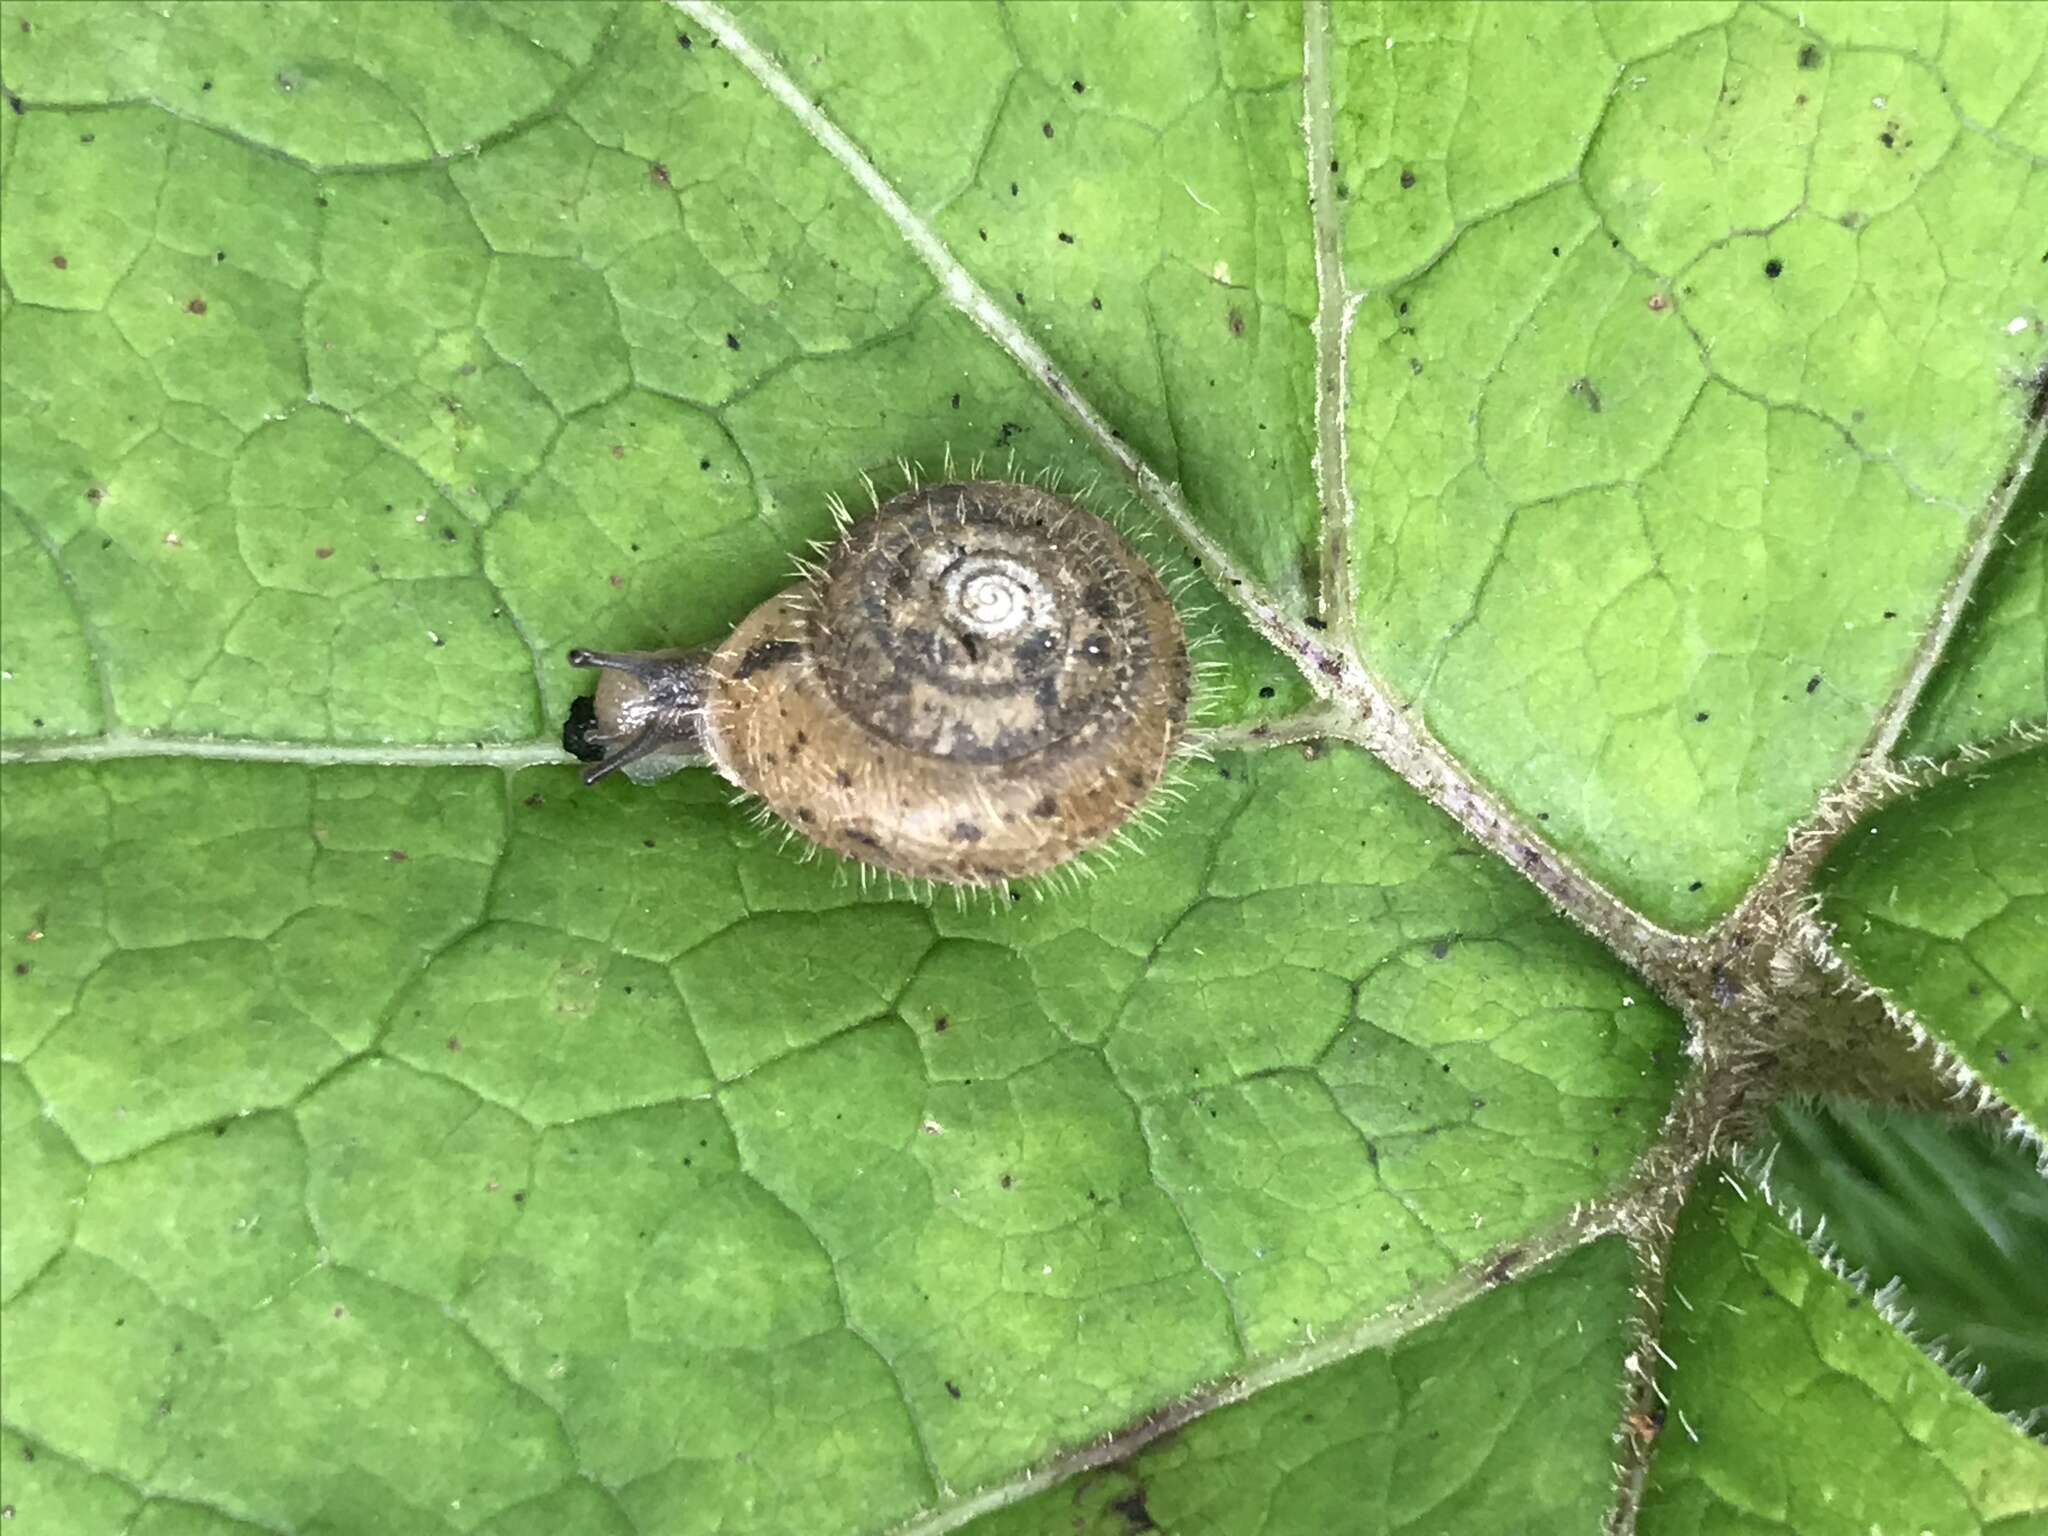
1073 79 1085 93
999 1173 1012 1189
315 546 334 560
1695 711 1709 722
5 95 22 115
1009 181 1019 196
1108 1489 1158 1532
1303 616 1328 631
1798 43 1822 68
725 332 740 350
1091 296 1103 310
700 457 712 470
12 963 27 977
388 849 408 863
512 1190 526 1204
1806 674 1821 694
1227 307 1245 336
1399 167 1416 189
677 31 692 47
945 1380 962 1399
1258 685 1275 699
1689 880 1704 891
1764 258 1784 279
1042 121 1054 138
1058 230 1074 244
1430 940 1451 959
447 1036 461 1051
50 254 67 269
933 1015 949 1033
950 392 961 409
1570 376 1603 413
650 162 671 186
1879 130 1894 148
1014 290 1027 307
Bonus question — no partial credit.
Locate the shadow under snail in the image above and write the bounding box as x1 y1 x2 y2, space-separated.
562 478 1192 886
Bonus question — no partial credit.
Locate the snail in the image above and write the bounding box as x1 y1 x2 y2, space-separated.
562 478 1193 886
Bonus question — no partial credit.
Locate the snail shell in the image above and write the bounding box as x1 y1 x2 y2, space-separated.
562 480 1191 886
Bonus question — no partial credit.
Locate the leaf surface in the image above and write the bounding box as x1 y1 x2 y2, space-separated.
2 1 2046 1531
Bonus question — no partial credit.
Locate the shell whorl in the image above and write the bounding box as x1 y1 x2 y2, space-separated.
702 480 1190 885
811 480 1177 765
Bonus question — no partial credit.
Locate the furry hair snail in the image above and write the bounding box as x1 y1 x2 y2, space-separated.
562 478 1193 886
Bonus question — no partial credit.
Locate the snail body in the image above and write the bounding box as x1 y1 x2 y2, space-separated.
563 479 1191 886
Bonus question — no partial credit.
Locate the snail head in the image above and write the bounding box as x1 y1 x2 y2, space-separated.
563 647 711 785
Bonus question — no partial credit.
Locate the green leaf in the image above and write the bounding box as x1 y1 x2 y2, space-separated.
1639 1172 2048 1533
955 1237 1640 1536
1766 1101 2048 1424
0 747 1683 1526
1818 746 2048 1127
3 1 2046 1530
1907 449 2048 759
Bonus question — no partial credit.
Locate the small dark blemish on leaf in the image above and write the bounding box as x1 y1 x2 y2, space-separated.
1014 290 1027 308
447 1036 461 1052
1057 230 1074 244
1303 616 1328 631
1806 674 1821 694
315 546 334 560
1647 292 1671 312
1764 257 1784 279
945 1380 962 1399
201 79 213 91
1042 121 1054 138
1689 880 1704 892
12 962 27 977
1073 80 1085 94
651 162 671 186
512 1190 526 1204
1430 940 1451 960
1883 609 1897 619
388 849 408 863
725 332 740 350
85 484 103 503
5 95 23 115
1009 181 1019 196
1695 711 1709 722
1879 130 1895 149
1258 685 1276 699
699 457 711 471
933 1015 948 1033
1798 43 1822 69
1091 296 1103 310
1227 307 1245 336
999 1173 1012 1188
186 298 207 315
51 254 68 269
1570 376 1603 413
677 31 692 48
1399 167 1416 189
1108 1489 1158 1532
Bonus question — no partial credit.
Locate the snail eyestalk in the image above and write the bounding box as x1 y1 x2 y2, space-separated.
564 647 711 785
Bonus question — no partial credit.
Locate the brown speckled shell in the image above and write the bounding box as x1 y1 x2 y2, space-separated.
702 481 1189 884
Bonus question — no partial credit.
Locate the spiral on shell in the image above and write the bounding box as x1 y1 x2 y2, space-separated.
564 479 1191 886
